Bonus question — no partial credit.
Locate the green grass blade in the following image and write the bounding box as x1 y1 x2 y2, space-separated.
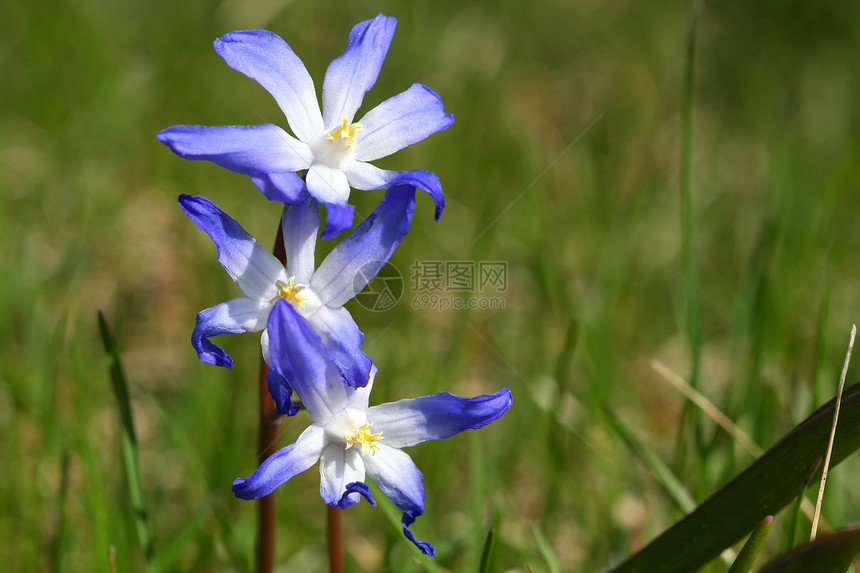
50 452 71 573
757 526 860 573
677 0 706 501
532 521 561 573
727 515 773 573
97 311 156 572
680 0 703 389
477 528 496 573
608 381 860 573
604 405 695 514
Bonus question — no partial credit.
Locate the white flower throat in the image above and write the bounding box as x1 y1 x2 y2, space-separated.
271 276 306 308
310 114 363 169
326 408 383 456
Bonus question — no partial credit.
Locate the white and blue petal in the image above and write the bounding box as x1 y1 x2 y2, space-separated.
215 30 324 142
322 14 397 126
367 388 513 448
282 198 320 284
311 184 416 307
344 164 445 221
305 305 372 389
233 424 325 500
192 297 272 368
306 163 351 206
363 444 435 556
267 300 348 424
157 124 312 174
319 444 366 508
251 172 309 204
179 194 288 299
345 365 377 410
354 84 454 162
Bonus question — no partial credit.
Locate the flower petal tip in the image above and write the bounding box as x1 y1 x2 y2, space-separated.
336 482 376 509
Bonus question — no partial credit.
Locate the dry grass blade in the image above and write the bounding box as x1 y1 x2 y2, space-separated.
650 359 828 527
811 324 856 541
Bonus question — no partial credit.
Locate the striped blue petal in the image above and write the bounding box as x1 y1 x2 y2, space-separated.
344 164 445 221
215 30 324 142
354 84 454 162
157 124 312 174
179 194 287 299
267 300 348 425
311 184 416 307
233 425 324 499
367 388 513 448
322 14 396 126
192 297 271 368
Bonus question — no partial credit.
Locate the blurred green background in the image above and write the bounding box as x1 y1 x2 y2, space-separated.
3 0 860 571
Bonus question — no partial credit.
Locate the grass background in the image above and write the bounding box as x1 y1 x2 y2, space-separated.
2 0 860 571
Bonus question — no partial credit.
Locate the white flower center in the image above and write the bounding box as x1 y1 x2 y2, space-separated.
310 114 362 169
271 276 307 308
325 408 383 456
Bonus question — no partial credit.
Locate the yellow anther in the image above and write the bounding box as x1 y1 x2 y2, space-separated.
271 277 306 308
327 114 363 149
345 423 383 456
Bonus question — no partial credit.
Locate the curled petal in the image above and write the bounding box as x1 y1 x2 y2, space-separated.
233 425 324 499
267 300 348 424
354 84 454 162
192 297 272 368
338 482 376 508
179 194 287 299
305 305 372 389
364 444 434 556
311 184 416 307
322 14 397 126
215 30 324 142
344 164 445 221
282 199 320 283
157 124 312 174
319 444 366 508
367 388 513 448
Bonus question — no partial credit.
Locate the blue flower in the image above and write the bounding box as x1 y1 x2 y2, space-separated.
179 184 417 397
158 14 453 238
233 300 512 556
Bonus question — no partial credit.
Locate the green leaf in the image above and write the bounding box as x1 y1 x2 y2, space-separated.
607 381 860 573
98 312 157 573
756 526 860 573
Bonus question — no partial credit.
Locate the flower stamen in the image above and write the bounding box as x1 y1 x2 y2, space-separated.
271 276 307 308
345 422 383 456
327 114 363 149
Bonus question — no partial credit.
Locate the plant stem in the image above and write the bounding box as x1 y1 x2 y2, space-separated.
327 505 344 573
257 223 287 573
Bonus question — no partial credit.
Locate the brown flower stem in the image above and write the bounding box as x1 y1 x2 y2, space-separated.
256 222 287 573
327 505 344 573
